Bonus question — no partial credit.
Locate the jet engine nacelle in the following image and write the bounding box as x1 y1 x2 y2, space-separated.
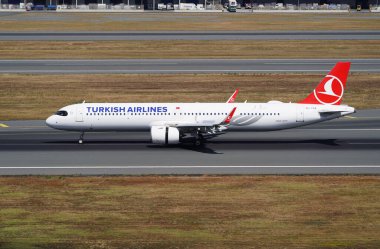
151 126 180 145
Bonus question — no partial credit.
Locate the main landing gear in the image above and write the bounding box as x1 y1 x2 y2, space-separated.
79 132 84 144
193 133 205 147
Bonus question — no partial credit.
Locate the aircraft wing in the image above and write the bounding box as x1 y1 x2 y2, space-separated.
150 107 237 140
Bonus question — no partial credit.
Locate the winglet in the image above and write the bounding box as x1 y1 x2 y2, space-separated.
221 107 237 125
226 89 239 103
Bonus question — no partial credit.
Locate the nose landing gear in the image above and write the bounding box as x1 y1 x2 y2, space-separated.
79 132 85 144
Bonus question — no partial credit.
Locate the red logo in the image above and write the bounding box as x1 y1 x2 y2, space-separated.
313 75 344 105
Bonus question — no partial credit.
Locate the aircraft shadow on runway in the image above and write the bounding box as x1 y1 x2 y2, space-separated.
147 144 223 154
6 138 380 154
44 139 340 145
36 139 345 155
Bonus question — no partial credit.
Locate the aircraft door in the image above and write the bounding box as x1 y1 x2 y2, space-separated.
296 106 304 122
75 106 84 122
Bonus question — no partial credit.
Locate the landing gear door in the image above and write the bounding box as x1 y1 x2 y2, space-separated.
296 106 304 122
76 106 84 122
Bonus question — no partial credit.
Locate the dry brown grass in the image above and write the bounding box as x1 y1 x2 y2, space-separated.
0 40 379 59
0 176 379 249
0 12 380 31
0 73 378 120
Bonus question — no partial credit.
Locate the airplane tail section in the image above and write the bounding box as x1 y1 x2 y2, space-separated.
299 62 350 105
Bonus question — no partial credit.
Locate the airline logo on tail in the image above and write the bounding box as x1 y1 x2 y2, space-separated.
299 62 350 106
313 75 344 105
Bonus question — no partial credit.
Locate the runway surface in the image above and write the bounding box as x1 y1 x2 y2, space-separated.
0 109 379 175
0 31 379 40
1 59 380 74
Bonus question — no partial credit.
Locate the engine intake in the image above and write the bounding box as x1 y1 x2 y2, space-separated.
151 126 180 145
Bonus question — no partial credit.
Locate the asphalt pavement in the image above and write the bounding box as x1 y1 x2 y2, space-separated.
0 59 379 74
0 109 379 175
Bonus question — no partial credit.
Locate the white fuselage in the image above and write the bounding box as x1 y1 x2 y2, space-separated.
46 102 355 132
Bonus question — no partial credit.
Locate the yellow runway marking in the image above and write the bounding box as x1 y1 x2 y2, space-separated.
344 116 357 119
0 123 9 128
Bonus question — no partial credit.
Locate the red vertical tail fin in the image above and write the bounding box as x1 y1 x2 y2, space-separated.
299 62 350 105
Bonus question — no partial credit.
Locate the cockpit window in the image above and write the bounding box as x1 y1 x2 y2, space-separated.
55 110 68 116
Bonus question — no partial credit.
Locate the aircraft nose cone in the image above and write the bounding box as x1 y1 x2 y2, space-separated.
45 116 56 128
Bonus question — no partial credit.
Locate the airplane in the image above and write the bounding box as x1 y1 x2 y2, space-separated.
46 62 355 146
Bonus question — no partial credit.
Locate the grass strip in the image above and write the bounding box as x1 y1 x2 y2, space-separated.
0 176 379 249
0 12 379 31
0 73 378 120
0 40 379 59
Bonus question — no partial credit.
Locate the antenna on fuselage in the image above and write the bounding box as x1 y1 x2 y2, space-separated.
82 100 86 103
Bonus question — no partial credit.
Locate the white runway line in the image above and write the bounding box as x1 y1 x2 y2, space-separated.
1 165 380 169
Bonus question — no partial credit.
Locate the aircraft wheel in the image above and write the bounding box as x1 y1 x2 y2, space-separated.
193 134 205 147
194 139 202 147
78 132 84 144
